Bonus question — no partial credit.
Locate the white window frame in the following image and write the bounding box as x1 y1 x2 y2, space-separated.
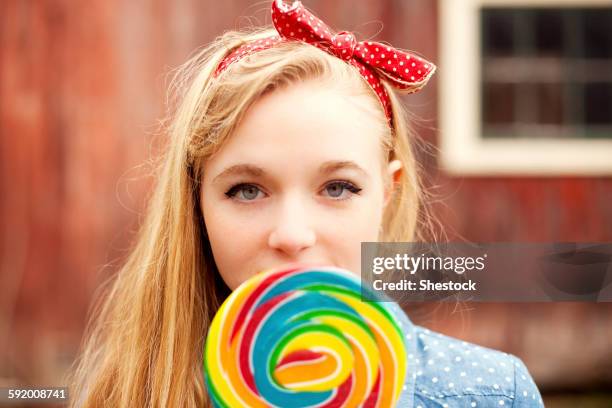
439 0 612 176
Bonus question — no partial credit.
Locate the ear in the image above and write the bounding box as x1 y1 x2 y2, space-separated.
384 159 403 207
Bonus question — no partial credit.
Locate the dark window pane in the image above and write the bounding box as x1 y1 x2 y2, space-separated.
585 82 612 124
482 9 515 56
535 9 564 56
514 9 537 57
582 9 612 59
482 82 515 124
536 83 564 124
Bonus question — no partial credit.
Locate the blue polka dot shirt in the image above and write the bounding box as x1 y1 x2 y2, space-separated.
389 304 544 407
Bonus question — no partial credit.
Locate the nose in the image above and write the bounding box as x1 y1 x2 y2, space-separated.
268 196 316 257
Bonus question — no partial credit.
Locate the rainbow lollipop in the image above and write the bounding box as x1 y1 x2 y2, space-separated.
204 265 408 407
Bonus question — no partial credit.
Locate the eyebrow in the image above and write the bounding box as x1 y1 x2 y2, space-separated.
319 160 369 178
212 164 265 184
212 160 369 184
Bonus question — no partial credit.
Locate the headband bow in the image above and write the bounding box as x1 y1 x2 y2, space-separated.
215 0 436 123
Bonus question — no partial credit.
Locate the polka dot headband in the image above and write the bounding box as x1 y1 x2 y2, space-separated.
214 0 436 125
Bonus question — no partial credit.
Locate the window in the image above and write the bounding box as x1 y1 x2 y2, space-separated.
439 0 612 175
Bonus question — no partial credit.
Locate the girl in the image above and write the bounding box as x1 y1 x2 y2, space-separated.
70 1 543 406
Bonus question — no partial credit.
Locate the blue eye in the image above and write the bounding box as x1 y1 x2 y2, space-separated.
323 181 362 199
225 184 264 201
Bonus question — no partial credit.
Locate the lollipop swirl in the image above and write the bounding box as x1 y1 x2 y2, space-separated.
204 265 407 407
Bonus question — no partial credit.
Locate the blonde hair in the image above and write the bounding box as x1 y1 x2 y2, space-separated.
69 27 431 407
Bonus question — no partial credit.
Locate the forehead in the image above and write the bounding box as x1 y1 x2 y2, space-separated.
206 81 387 173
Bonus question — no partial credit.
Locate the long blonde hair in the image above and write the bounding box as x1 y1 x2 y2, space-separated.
69 27 431 407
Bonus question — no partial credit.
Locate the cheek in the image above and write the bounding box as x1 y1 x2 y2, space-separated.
320 189 386 273
352 181 386 235
202 198 267 289
326 203 382 239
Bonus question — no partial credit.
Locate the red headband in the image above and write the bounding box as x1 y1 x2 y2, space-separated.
214 0 436 124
